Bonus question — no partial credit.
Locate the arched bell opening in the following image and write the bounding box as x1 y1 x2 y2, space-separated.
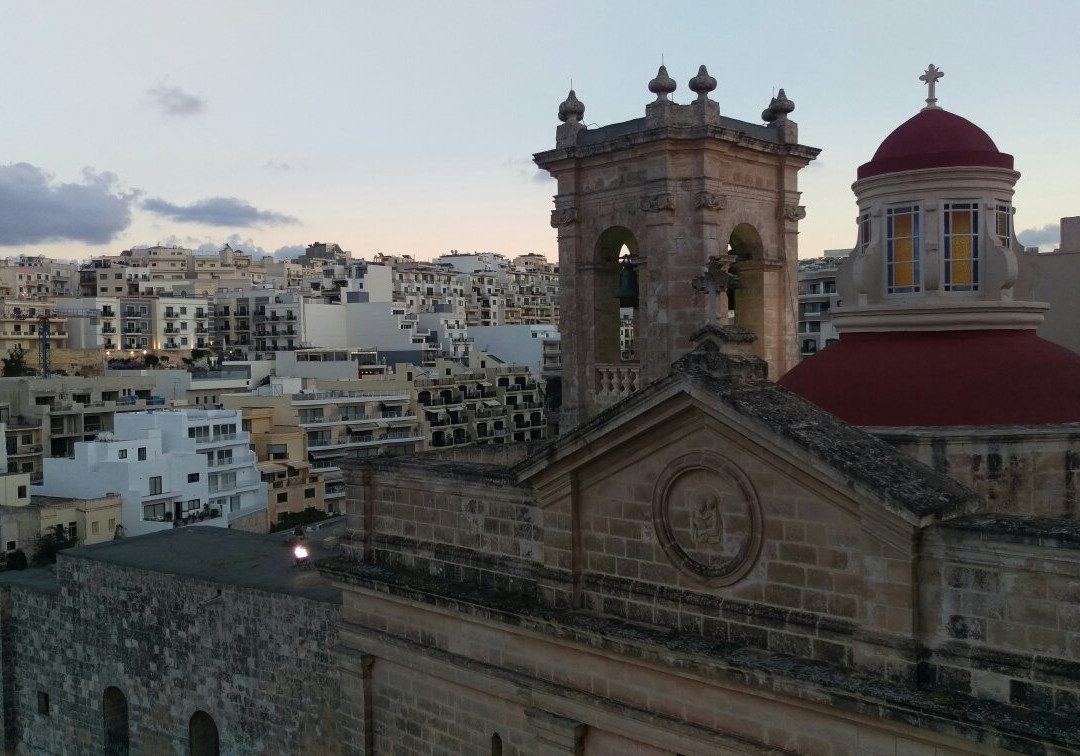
727 223 766 333
594 226 641 364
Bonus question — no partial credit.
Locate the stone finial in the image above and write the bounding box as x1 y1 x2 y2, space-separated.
771 89 794 120
761 96 778 123
688 65 717 102
558 90 585 123
672 323 767 385
648 65 677 102
920 64 944 110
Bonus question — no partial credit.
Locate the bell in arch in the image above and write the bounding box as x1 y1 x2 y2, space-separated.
617 255 639 308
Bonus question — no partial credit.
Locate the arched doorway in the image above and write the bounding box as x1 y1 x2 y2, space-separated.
189 710 219 756
102 686 128 755
593 227 640 364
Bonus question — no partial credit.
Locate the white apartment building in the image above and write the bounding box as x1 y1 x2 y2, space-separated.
33 409 265 536
469 324 560 379
797 253 848 359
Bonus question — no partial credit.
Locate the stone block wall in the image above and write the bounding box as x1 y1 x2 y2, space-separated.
345 461 541 594
918 518 1080 721
0 553 342 755
880 427 1080 519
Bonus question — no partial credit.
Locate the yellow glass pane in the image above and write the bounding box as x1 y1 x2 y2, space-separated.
894 261 913 288
997 216 1008 235
951 236 972 261
893 238 912 263
951 211 971 235
893 214 912 237
951 259 972 285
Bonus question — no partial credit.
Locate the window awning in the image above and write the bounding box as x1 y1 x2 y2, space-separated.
443 404 464 412
258 462 287 474
309 449 341 459
388 417 415 425
375 420 390 428
346 424 370 432
482 399 500 407
288 460 310 470
478 381 492 387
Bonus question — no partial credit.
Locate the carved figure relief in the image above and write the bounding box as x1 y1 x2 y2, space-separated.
690 490 723 545
652 452 763 585
549 207 579 228
640 193 676 212
695 192 727 211
777 204 807 222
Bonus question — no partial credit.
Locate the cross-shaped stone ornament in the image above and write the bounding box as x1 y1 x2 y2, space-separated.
920 64 944 110
692 255 736 326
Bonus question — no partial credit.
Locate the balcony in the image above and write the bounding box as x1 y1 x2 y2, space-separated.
194 433 238 445
208 451 255 468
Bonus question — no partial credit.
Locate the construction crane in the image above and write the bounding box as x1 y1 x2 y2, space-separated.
36 308 101 376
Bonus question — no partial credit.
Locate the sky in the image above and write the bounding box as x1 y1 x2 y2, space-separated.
1 0 1078 263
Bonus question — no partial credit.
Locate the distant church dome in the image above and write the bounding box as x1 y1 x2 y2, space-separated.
781 66 1080 427
857 108 1013 179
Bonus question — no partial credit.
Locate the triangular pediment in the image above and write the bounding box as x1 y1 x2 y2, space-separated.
516 366 978 543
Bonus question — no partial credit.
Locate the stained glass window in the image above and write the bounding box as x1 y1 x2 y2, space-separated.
886 205 920 293
944 202 979 292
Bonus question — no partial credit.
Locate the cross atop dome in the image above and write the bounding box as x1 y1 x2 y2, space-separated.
919 64 944 111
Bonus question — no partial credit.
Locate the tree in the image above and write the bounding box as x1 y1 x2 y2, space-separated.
5 550 27 571
143 354 160 369
31 525 78 566
2 345 35 377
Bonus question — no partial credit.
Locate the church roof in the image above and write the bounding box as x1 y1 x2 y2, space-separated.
779 330 1080 427
857 108 1013 179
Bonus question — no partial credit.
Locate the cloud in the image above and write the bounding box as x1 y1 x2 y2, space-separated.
142 196 298 227
1017 223 1060 250
271 245 306 260
147 82 206 117
0 163 136 245
264 160 291 171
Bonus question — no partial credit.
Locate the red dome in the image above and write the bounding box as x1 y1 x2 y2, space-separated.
779 330 1080 427
857 109 1013 179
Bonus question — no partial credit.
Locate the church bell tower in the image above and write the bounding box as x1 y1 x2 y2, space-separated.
535 66 820 428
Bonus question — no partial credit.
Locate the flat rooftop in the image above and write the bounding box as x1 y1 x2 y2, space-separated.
59 522 345 604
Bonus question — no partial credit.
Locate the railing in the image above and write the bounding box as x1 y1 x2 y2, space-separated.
594 363 640 406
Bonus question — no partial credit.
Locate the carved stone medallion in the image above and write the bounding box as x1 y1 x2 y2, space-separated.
652 452 763 585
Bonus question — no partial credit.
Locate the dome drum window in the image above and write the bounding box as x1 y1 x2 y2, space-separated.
943 202 979 292
886 205 920 294
858 211 872 254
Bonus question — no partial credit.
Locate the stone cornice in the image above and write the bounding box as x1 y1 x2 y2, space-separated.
534 124 820 169
831 301 1048 333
